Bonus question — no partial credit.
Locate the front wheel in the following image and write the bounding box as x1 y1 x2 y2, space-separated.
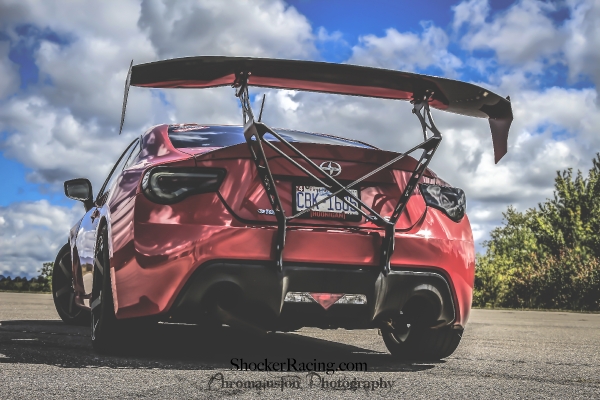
52 243 90 326
381 322 463 360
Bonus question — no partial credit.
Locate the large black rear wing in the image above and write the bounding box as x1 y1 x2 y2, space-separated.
126 56 512 163
121 56 513 273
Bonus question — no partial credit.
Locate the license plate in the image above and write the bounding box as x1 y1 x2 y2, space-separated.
293 185 360 220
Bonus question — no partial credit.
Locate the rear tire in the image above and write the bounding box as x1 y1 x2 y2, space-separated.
52 244 90 326
90 226 124 354
381 322 463 360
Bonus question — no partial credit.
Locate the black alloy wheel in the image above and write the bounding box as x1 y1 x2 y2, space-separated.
52 243 90 326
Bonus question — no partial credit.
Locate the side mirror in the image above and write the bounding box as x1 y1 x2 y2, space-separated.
64 178 94 211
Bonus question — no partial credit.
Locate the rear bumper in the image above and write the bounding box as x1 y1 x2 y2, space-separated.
111 193 474 327
168 261 455 330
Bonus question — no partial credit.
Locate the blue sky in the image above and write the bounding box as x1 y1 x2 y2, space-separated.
0 0 599 276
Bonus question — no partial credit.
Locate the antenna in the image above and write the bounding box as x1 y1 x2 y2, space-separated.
258 94 266 122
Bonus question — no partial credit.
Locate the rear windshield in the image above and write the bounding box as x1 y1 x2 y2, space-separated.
168 124 374 149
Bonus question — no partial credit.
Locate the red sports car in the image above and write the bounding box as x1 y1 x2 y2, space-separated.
52 57 512 358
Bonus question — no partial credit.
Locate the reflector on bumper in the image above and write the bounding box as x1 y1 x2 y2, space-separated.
283 292 314 303
284 292 367 309
335 294 368 305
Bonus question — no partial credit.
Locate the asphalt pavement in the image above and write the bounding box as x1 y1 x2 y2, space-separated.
0 292 599 399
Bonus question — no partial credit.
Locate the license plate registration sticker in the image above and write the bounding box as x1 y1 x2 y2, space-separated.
294 185 360 220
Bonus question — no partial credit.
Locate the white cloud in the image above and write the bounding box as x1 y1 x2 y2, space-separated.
348 22 462 76
316 27 344 43
457 0 564 68
455 0 600 91
0 41 19 98
138 0 316 60
564 0 600 88
0 200 80 278
452 0 490 30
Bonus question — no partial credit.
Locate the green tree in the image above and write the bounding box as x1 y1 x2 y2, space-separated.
37 262 53 292
39 262 53 280
475 154 600 310
532 157 600 256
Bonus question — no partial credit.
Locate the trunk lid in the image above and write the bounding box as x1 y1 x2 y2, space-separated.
193 142 440 230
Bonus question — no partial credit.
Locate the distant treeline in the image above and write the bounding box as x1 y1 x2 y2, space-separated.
0 262 52 292
474 155 600 311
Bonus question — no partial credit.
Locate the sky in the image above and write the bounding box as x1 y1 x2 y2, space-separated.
0 0 599 277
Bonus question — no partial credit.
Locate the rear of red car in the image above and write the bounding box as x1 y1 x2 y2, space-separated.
106 123 474 359
53 56 513 358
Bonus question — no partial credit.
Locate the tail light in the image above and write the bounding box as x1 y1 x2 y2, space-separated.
419 183 466 222
141 166 225 204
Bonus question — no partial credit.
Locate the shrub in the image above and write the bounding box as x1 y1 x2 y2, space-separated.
474 154 600 311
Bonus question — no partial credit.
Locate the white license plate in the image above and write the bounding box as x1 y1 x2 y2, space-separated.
294 185 360 220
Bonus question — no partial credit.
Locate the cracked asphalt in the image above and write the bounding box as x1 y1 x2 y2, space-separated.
0 292 599 399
